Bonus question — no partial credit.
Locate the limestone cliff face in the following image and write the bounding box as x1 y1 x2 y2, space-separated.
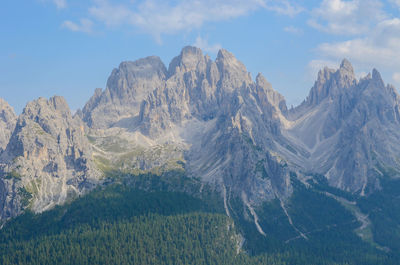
0 96 100 221
0 99 17 152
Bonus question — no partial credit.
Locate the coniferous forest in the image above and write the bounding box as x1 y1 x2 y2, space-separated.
1 173 399 265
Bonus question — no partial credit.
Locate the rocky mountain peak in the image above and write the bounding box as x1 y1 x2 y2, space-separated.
336 59 356 89
19 96 72 138
82 56 167 129
301 67 334 107
0 99 17 151
255 73 287 115
256 73 272 90
0 98 16 120
288 59 400 195
107 56 167 100
0 96 99 219
301 59 357 108
371 68 385 87
339 58 354 74
168 46 207 75
216 49 245 72
215 49 252 90
29 96 69 114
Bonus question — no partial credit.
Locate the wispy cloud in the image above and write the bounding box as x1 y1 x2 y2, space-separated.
266 0 304 17
308 0 386 35
41 0 67 9
89 0 267 38
88 0 134 27
62 19 94 33
193 36 222 54
87 0 303 40
316 18 400 68
307 0 400 87
53 0 66 9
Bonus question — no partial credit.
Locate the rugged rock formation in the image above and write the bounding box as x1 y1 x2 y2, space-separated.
3 47 400 229
82 56 167 129
286 60 400 194
0 96 100 221
86 46 291 212
139 48 291 205
0 99 17 151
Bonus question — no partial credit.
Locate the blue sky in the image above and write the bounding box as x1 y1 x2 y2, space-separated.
1 0 400 113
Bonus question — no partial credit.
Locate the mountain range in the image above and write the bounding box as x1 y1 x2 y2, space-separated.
1 47 400 261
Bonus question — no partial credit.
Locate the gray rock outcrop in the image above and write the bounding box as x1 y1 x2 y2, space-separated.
0 99 17 152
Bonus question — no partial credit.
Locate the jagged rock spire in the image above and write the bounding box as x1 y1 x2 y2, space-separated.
168 46 206 75
339 58 354 74
0 98 17 151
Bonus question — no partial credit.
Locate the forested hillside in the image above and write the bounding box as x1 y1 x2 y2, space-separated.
0 175 397 265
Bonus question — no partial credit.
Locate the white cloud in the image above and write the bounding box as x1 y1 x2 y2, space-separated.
310 17 400 88
193 36 222 54
266 0 304 17
89 0 267 38
316 18 400 68
308 0 386 35
89 0 134 27
88 0 303 39
284 25 303 35
62 19 94 33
